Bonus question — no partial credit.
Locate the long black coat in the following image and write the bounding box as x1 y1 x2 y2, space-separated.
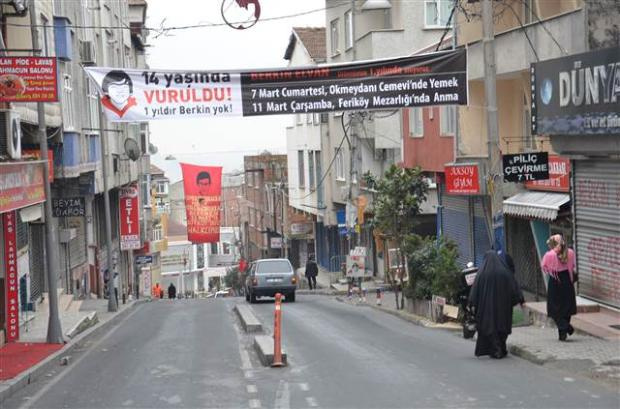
168 284 177 299
469 251 523 337
305 260 318 278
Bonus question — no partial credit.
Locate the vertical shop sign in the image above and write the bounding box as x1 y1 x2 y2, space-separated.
3 211 19 342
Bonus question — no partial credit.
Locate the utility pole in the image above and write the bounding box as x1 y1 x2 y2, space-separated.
482 0 504 251
29 0 63 343
98 103 118 312
347 0 360 249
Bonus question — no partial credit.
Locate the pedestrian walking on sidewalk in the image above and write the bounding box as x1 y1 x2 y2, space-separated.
113 272 119 306
305 254 318 290
168 283 177 299
542 234 577 341
469 250 524 359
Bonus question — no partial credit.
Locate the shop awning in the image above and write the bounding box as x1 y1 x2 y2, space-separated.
503 191 570 221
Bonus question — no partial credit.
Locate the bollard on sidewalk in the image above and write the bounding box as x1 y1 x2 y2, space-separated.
272 293 285 367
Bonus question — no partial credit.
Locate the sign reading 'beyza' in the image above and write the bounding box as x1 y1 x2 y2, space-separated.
84 50 467 122
532 46 620 135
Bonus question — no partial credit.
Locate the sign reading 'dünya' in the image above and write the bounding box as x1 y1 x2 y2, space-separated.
503 152 549 182
84 49 467 122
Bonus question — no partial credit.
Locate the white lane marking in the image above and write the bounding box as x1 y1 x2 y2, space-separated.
20 305 143 409
564 377 575 382
247 385 258 394
274 380 290 409
249 398 262 408
240 349 252 370
244 370 253 379
298 383 310 392
306 397 318 407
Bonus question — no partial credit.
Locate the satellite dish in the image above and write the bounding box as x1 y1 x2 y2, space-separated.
124 138 141 161
148 142 158 155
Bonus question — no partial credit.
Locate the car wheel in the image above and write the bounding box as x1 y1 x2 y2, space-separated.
250 291 257 304
288 292 295 302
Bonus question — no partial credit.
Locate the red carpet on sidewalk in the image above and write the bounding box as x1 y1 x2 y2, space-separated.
0 342 63 381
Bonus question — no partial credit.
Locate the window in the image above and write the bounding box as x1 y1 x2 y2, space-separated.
314 113 321 124
425 0 453 28
152 224 163 242
335 148 345 180
296 113 302 125
210 242 218 255
298 150 305 187
309 151 315 189
62 63 75 130
86 76 99 130
344 10 353 49
440 106 456 136
409 108 424 137
306 113 313 124
223 242 231 255
330 19 339 55
156 181 168 195
196 245 204 269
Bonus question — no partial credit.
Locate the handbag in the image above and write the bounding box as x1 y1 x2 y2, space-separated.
573 270 579 283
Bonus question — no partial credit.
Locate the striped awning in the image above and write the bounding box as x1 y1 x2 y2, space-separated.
503 191 570 221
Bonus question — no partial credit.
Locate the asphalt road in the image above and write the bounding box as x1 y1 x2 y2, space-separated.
6 296 619 409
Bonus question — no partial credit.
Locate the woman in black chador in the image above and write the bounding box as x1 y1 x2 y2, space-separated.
469 250 524 359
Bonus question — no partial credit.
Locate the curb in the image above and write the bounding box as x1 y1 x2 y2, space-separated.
234 304 262 333
0 299 148 404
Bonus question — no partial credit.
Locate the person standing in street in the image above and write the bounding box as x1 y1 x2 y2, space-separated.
152 282 162 299
113 272 119 306
305 254 318 290
168 283 177 299
469 250 524 359
542 234 577 341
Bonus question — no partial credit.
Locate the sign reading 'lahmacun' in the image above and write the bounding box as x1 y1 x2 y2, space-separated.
503 152 549 182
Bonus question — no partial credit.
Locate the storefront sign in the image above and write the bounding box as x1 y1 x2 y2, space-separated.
0 57 58 102
270 237 282 249
444 164 481 195
180 164 222 243
119 184 140 250
503 152 549 182
3 211 19 342
135 255 153 265
0 161 46 213
531 46 620 135
290 222 313 237
526 156 571 192
22 149 54 181
337 209 347 236
52 197 85 217
84 49 467 122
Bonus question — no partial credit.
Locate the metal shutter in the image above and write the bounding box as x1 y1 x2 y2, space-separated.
442 194 472 267
29 224 46 301
69 217 87 268
574 160 620 308
472 197 492 267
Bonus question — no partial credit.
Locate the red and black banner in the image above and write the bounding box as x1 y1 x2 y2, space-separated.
180 164 222 243
3 211 19 342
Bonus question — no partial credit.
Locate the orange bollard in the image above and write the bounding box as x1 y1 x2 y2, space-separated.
272 293 284 367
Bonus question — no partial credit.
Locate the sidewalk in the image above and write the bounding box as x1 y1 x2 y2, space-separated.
0 297 146 403
335 286 620 389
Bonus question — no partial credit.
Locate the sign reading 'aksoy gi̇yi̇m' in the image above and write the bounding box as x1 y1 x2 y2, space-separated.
444 164 481 194
84 49 467 122
503 152 549 182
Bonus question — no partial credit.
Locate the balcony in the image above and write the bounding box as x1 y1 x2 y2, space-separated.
465 9 586 80
55 132 98 178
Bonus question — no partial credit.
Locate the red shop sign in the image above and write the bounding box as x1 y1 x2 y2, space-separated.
119 184 141 250
0 57 58 102
445 164 481 195
0 161 46 213
526 156 570 193
3 211 19 342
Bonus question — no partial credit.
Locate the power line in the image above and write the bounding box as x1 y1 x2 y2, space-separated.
290 115 350 201
435 0 457 52
519 0 568 56
1 1 349 35
503 0 539 61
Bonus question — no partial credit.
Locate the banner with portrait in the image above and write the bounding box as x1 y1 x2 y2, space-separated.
83 49 467 122
180 163 222 243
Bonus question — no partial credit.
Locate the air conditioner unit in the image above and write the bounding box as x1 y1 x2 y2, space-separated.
1 110 22 159
79 40 96 65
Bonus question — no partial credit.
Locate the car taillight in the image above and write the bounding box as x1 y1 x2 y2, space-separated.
252 278 258 286
291 276 297 285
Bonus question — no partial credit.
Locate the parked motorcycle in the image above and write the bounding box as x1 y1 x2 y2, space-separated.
458 262 478 339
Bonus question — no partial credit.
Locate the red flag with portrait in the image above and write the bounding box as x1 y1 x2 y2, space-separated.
180 163 222 243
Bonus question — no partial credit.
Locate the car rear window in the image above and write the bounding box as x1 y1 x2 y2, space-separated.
256 260 292 274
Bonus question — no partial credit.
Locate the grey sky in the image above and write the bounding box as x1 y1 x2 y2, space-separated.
145 0 326 182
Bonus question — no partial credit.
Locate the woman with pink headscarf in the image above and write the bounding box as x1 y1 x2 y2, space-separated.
541 234 577 341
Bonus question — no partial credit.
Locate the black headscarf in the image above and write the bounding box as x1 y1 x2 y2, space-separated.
469 251 523 336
